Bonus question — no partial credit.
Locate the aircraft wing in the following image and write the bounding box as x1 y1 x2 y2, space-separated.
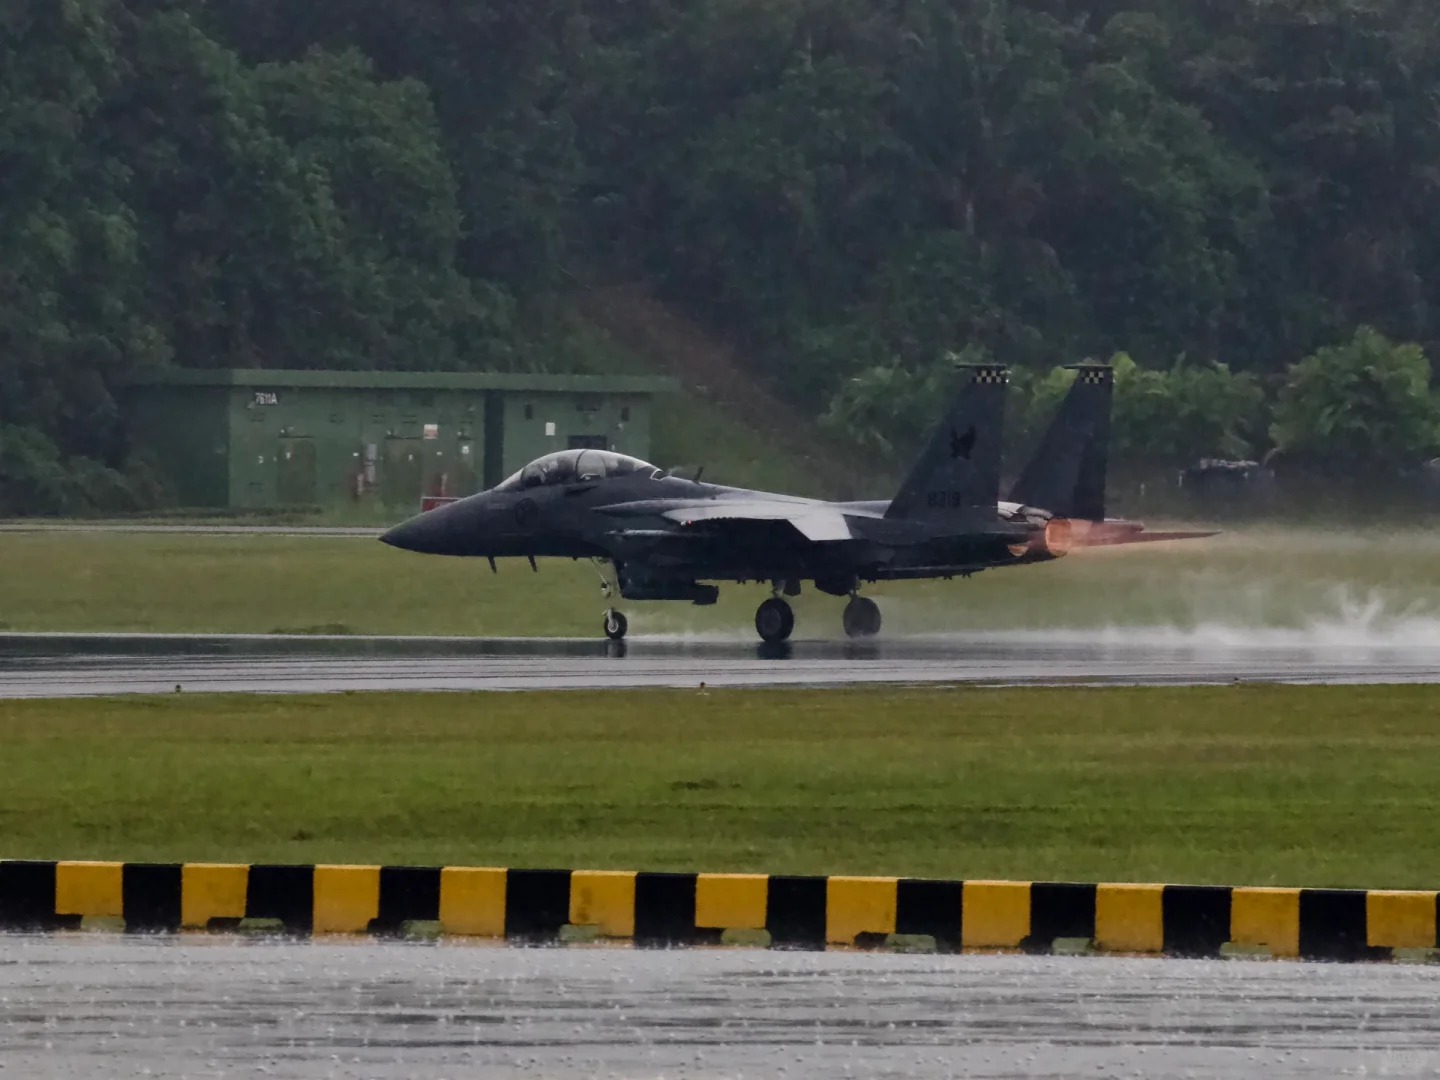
659 502 854 542
596 496 856 542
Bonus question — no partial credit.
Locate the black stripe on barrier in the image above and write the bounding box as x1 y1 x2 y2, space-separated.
1161 884 1231 958
634 872 697 946
373 866 441 932
1300 888 1382 961
0 861 70 931
246 864 315 934
123 863 183 933
767 875 827 948
505 869 571 941
896 879 963 951
1027 882 1097 950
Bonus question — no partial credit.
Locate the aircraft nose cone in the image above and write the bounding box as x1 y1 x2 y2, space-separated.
380 506 461 555
380 494 502 556
379 515 428 553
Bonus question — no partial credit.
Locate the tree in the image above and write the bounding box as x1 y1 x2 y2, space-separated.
110 10 495 372
1164 0 1440 360
1011 354 1262 468
206 0 587 292
1112 354 1264 464
1270 326 1439 473
250 47 506 370
821 345 993 459
0 0 166 507
12 0 1440 512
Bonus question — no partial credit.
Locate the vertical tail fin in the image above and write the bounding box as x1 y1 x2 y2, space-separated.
885 364 1008 523
1008 364 1113 520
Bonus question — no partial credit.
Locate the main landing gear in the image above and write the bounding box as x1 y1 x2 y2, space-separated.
755 596 796 643
752 592 882 642
842 595 882 639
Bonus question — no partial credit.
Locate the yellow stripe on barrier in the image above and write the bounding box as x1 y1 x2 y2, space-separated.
1231 887 1300 957
1095 883 1164 953
1366 890 1437 950
313 865 381 934
695 873 767 930
55 861 124 919
12 858 1440 961
962 880 1030 949
438 866 507 937
569 870 637 938
826 876 897 945
181 864 248 929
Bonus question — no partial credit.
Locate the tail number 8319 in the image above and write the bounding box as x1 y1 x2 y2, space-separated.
927 490 966 510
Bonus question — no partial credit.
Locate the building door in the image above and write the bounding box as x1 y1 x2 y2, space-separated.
276 437 317 505
455 439 479 495
382 437 423 508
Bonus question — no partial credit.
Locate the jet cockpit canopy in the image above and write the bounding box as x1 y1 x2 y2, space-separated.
494 449 658 492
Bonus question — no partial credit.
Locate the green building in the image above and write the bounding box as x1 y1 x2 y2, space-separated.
123 369 676 510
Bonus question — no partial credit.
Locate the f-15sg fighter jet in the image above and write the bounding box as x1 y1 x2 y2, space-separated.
381 364 1213 642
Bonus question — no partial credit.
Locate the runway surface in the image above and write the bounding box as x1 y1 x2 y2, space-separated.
1 628 1439 697
1 935 1436 1079
0 521 379 537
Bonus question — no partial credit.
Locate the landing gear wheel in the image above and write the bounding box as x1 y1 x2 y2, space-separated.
843 596 882 639
755 597 795 643
603 609 628 641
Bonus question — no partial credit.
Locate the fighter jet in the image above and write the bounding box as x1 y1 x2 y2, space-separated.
380 364 1212 642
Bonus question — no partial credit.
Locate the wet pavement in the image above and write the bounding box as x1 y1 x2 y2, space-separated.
1 629 1439 697
0 936 1435 1078
0 522 379 536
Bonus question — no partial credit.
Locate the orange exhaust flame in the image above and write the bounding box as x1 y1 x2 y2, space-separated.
1010 518 1216 559
1043 517 1074 556
1010 517 1077 559
1073 520 1219 548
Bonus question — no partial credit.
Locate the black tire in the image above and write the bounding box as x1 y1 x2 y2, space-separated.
843 597 882 638
755 597 795 643
603 609 628 641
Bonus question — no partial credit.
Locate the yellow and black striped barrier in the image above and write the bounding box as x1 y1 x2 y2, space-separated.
0 861 1435 960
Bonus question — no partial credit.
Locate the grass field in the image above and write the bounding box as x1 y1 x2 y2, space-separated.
2 685 1438 889
3 525 1440 638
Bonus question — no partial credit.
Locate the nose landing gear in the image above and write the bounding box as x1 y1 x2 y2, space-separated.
842 595 882 639
595 558 628 641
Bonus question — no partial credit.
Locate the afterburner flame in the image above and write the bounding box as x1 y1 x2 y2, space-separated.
1043 517 1074 557
1010 516 1076 559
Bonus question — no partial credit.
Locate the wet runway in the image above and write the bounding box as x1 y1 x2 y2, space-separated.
1 935 1436 1078
1 629 1439 698
0 522 380 537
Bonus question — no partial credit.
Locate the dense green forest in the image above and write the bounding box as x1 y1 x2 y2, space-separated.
5 0 1440 512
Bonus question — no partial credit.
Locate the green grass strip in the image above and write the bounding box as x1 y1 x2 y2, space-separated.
2 684 1437 889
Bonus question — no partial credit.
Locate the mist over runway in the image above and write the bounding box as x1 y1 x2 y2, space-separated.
3 618 1440 697
4 936 1438 1079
